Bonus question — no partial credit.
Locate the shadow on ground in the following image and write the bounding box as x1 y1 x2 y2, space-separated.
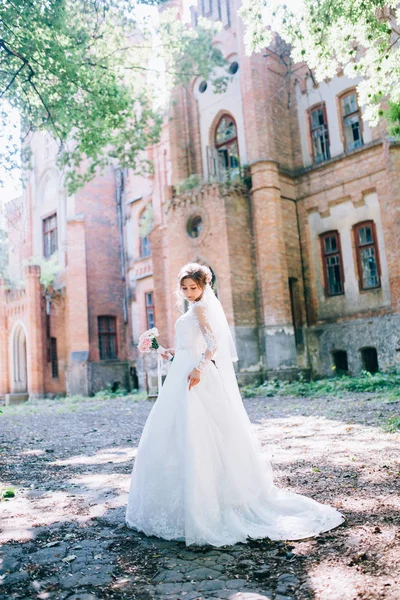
0 395 399 600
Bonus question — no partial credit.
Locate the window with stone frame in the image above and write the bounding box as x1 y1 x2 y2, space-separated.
320 231 345 296
353 221 381 290
309 104 330 163
208 114 240 182
340 90 363 151
145 292 155 329
98 316 118 360
43 213 58 258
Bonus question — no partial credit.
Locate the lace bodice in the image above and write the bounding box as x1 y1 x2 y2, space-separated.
175 300 217 371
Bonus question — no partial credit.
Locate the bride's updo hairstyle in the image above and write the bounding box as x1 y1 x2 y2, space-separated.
175 263 212 311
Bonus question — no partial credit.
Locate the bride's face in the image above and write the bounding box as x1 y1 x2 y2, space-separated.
181 278 204 303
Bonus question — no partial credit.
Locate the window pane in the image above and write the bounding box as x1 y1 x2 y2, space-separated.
216 117 237 144
311 108 325 130
228 141 240 169
326 255 343 294
50 230 57 254
147 307 155 329
344 114 362 150
360 247 379 288
99 317 116 333
107 335 117 359
324 235 337 254
146 293 153 307
342 93 358 116
358 225 373 245
218 147 229 169
141 236 151 257
312 128 330 162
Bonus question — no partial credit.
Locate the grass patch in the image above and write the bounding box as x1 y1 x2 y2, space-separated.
384 416 400 433
241 371 400 399
1 486 16 500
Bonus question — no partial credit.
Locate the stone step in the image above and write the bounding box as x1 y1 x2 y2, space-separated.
5 393 29 405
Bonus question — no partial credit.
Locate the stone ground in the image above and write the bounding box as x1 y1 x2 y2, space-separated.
0 393 399 600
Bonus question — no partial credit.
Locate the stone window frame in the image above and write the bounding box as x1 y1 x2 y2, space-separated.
319 230 345 297
338 88 364 152
98 316 118 360
353 220 381 291
307 102 331 164
145 292 156 330
42 212 58 258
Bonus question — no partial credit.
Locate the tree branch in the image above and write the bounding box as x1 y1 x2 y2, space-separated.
0 63 26 98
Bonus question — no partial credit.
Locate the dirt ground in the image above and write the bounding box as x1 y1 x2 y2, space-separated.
0 392 399 600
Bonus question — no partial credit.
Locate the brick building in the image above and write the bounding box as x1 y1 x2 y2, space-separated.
0 133 132 401
132 0 400 383
1 0 400 400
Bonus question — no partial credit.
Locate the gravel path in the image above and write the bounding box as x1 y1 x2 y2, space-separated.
0 393 399 600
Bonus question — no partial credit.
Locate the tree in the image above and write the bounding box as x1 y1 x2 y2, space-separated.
0 0 226 193
241 0 400 134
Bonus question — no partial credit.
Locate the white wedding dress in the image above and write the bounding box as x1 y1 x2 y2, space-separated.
126 290 344 547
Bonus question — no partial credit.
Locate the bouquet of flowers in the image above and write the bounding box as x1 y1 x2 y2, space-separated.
138 328 172 391
138 328 173 359
138 328 162 353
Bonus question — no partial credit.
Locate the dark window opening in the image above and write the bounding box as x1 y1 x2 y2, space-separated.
309 105 330 163
187 215 203 239
43 214 58 258
361 347 379 373
50 337 58 378
111 381 120 393
199 80 208 93
341 91 363 151
228 61 239 75
98 316 117 360
130 365 139 391
354 221 381 290
289 277 304 347
332 350 348 373
146 292 155 330
320 231 344 296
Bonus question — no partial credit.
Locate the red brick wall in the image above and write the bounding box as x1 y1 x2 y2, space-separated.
74 167 129 363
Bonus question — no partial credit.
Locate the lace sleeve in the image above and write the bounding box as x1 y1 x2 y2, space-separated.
191 302 217 371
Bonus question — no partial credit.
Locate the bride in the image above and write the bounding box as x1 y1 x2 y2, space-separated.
125 263 344 547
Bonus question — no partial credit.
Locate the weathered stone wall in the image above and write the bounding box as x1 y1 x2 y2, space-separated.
87 361 130 396
308 314 400 375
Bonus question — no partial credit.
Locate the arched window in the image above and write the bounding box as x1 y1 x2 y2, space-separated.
208 114 240 182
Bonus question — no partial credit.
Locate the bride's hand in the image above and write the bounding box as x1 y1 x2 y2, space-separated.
161 348 175 360
188 368 200 390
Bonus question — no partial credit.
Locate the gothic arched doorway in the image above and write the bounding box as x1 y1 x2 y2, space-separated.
11 323 28 393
